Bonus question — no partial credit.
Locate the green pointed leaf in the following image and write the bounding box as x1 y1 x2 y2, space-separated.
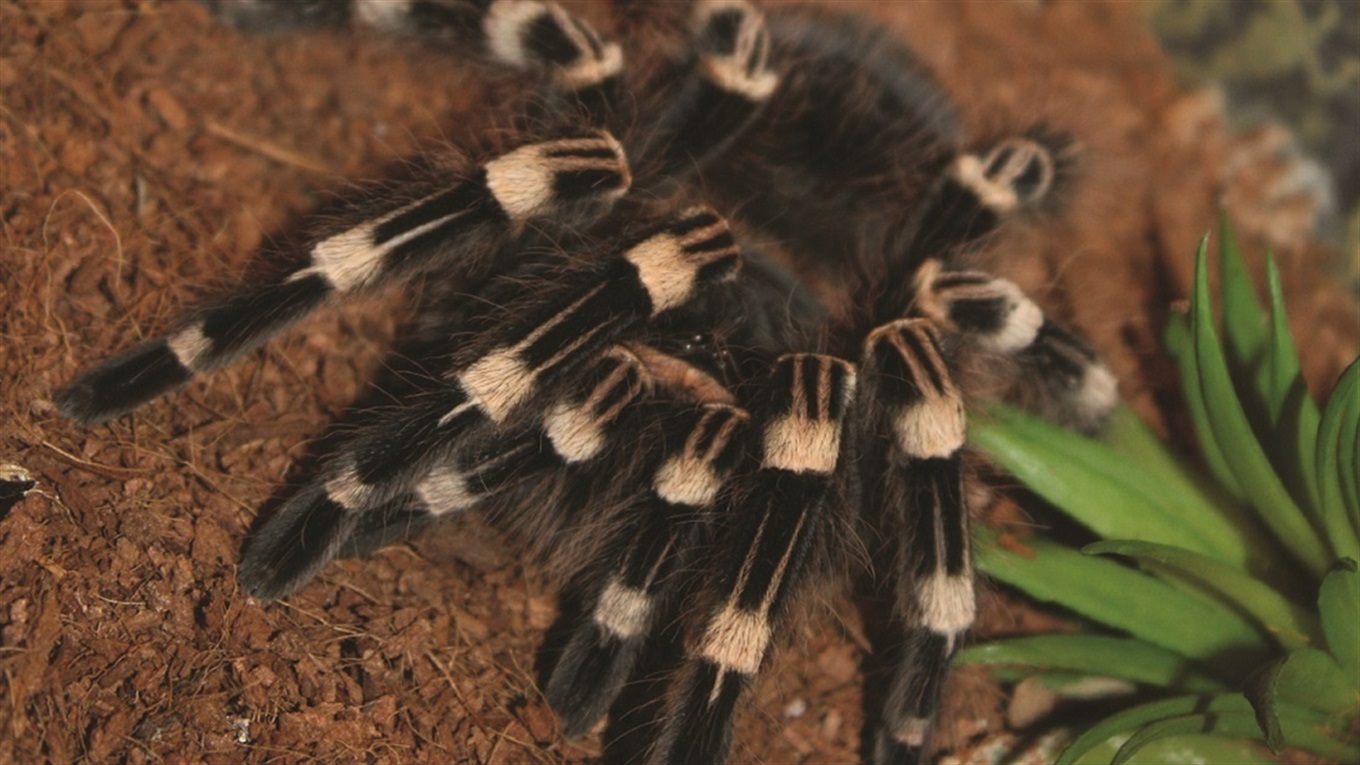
1341 388 1359 531
1190 240 1329 576
1273 647 1355 713
1263 257 1329 532
955 634 1224 691
1056 695 1230 765
972 669 1141 700
1277 708 1360 761
1318 558 1360 678
1317 358 1360 548
1245 647 1360 760
1211 218 1284 476
1243 660 1288 752
1165 311 1244 500
1262 258 1299 422
1055 693 1335 765
1337 371 1360 536
976 532 1266 671
1084 540 1320 650
971 407 1240 562
1102 406 1230 515
1073 734 1273 765
1104 407 1297 589
1112 712 1267 764
1217 212 1269 379
1113 710 1357 764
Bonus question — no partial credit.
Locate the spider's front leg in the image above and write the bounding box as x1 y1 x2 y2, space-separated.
859 319 974 765
56 133 629 426
649 354 857 765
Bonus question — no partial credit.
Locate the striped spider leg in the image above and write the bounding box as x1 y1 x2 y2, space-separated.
648 354 856 764
912 257 1118 434
238 205 740 598
858 319 974 764
854 277 1114 763
242 345 654 597
55 131 631 425
544 401 751 738
58 0 779 425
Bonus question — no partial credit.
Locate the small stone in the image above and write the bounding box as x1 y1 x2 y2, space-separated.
1006 676 1059 730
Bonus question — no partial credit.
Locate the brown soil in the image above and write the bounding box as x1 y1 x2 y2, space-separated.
2 2 1356 764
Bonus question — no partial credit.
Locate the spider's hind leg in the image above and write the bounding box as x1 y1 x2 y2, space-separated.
911 128 1075 257
383 0 627 119
632 0 780 185
206 0 625 111
356 0 782 165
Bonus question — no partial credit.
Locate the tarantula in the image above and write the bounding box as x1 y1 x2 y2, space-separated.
57 1 1117 762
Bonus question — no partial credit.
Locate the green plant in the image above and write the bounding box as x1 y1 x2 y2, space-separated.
958 216 1360 764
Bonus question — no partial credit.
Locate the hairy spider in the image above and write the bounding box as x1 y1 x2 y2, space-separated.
57 1 1117 762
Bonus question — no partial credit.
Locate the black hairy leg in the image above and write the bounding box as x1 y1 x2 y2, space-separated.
57 2 1118 763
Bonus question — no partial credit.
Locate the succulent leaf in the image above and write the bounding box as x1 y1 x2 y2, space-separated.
956 634 1224 691
1317 559 1360 676
976 532 1266 672
1189 240 1329 576
976 220 1360 764
1082 539 1320 650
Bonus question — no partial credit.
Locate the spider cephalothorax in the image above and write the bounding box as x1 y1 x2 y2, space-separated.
57 1 1117 762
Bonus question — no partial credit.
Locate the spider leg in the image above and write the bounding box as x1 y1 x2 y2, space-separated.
633 0 779 187
911 131 1069 256
859 319 972 765
286 0 778 174
239 205 740 598
56 133 630 426
648 354 856 765
545 401 750 738
334 205 738 491
913 258 1118 432
240 344 651 599
360 0 625 119
206 0 624 113
875 130 1074 323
